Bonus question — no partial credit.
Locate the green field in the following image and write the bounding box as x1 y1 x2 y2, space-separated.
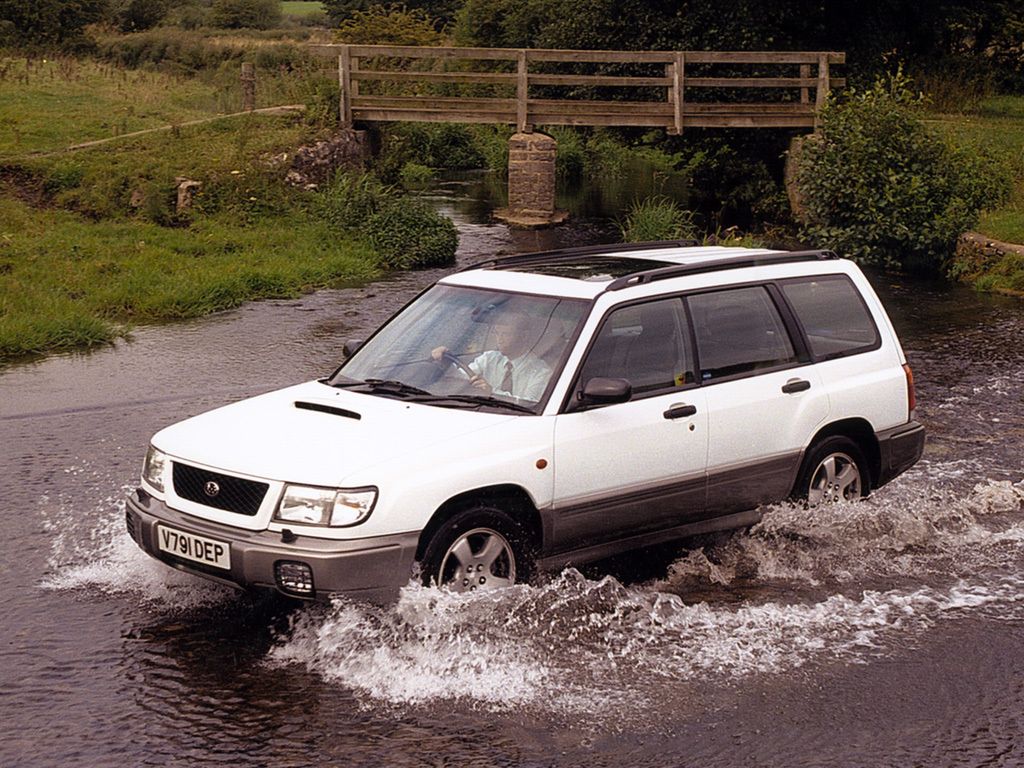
281 1 325 17
930 96 1024 245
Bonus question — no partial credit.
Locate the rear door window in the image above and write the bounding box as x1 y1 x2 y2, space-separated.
687 286 797 382
780 275 880 359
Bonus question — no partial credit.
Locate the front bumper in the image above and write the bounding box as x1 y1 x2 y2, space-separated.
876 419 926 488
125 488 420 601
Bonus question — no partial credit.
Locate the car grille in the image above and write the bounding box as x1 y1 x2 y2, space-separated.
172 462 269 516
125 509 137 542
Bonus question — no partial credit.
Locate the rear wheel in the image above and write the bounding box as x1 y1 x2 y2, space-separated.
795 436 870 506
420 505 533 592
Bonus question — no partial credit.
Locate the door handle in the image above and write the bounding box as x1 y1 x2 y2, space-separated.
782 378 811 394
663 403 697 420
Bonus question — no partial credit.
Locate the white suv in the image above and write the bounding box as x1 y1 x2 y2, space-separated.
126 242 924 599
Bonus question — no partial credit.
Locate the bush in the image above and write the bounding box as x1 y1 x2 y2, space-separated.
316 172 392 231
365 199 458 269
210 0 282 30
112 0 168 32
0 0 108 45
334 5 444 45
399 162 434 188
619 196 698 243
796 71 1013 273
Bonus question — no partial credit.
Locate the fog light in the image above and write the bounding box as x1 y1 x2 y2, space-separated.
275 561 315 596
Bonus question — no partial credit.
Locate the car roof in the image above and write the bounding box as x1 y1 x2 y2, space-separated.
439 243 836 300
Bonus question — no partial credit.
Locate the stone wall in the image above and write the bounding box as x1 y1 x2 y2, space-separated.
507 132 556 217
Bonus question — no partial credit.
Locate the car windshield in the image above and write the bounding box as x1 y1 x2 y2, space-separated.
331 284 590 412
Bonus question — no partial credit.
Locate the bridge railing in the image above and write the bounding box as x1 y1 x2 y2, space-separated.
312 45 845 133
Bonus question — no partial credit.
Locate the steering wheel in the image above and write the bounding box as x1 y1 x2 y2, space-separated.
442 350 476 380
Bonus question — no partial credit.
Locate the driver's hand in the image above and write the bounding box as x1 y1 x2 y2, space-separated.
470 375 492 394
431 346 448 362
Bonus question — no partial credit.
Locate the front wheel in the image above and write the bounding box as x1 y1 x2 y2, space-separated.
795 436 870 506
420 506 533 593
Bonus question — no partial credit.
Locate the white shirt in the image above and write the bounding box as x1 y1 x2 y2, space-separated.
466 350 552 403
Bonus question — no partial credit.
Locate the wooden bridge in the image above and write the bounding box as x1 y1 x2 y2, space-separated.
312 44 845 224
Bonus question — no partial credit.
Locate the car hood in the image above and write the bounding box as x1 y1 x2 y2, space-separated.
152 380 518 486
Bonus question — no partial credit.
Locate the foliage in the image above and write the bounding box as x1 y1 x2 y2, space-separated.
210 0 282 30
399 161 434 187
112 0 167 32
323 0 460 27
619 196 698 243
364 199 458 269
0 0 109 45
375 123 484 182
796 72 1013 273
315 171 392 231
334 5 444 45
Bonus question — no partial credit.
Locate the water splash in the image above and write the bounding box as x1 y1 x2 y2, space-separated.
40 493 231 610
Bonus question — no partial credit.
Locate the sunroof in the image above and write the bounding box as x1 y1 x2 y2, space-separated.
498 256 671 281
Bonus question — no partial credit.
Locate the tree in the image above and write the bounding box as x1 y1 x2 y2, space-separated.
0 0 109 45
112 0 167 32
209 0 282 30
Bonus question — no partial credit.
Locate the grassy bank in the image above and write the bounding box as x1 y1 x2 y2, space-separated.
0 55 383 361
930 96 1024 293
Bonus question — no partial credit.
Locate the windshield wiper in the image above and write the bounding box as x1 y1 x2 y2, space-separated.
412 394 537 414
358 379 433 397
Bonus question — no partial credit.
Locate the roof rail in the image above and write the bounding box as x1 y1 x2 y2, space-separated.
604 249 840 291
457 239 701 273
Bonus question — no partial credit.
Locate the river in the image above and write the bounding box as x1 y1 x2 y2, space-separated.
2 174 1023 767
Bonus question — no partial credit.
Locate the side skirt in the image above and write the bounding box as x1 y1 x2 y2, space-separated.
536 508 763 571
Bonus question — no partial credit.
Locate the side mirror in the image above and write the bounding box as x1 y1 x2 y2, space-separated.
343 339 363 359
577 377 632 406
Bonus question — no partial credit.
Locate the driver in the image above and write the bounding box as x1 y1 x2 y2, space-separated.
431 314 552 403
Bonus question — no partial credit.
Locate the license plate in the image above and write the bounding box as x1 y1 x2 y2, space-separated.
156 525 231 570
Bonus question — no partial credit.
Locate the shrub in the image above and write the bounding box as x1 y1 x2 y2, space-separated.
316 172 392 231
112 0 168 32
365 199 458 269
399 162 434 188
619 196 698 243
0 0 108 45
210 0 282 30
796 71 1013 273
334 5 444 45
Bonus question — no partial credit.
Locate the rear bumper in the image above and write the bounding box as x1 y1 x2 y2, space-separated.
876 419 926 488
125 488 419 602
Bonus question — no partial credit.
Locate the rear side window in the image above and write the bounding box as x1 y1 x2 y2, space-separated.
781 275 879 359
687 286 797 381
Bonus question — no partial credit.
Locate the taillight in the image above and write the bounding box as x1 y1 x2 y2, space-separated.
903 363 916 416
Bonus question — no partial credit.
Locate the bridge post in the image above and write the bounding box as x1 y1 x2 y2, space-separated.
338 45 353 129
495 132 567 228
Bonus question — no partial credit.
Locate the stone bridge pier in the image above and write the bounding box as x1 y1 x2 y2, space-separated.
494 132 567 228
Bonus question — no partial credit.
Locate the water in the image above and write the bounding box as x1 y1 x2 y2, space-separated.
3 179 1024 766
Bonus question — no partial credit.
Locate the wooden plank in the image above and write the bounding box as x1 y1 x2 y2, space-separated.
353 109 516 124
338 47 352 128
313 44 845 67
355 95 516 111
353 70 516 84
517 49 529 132
685 77 845 88
800 63 810 104
529 99 673 115
684 103 813 114
351 56 360 98
527 73 672 87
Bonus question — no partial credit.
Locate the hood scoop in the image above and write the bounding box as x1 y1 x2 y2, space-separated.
294 401 361 420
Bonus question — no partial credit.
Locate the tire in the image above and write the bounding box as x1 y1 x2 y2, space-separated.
794 436 870 506
420 505 534 592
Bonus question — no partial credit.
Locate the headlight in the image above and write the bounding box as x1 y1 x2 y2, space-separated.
142 445 168 494
274 485 377 527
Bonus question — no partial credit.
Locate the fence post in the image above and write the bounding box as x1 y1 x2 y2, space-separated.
814 54 829 130
516 50 530 133
800 63 810 105
339 44 353 129
673 51 685 135
240 62 256 112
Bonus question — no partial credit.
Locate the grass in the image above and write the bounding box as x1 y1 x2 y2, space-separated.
929 96 1024 245
281 1 326 17
0 57 229 157
0 195 377 359
0 62 381 361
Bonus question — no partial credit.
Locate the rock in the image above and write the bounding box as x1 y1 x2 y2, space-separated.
175 178 202 214
287 129 370 187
